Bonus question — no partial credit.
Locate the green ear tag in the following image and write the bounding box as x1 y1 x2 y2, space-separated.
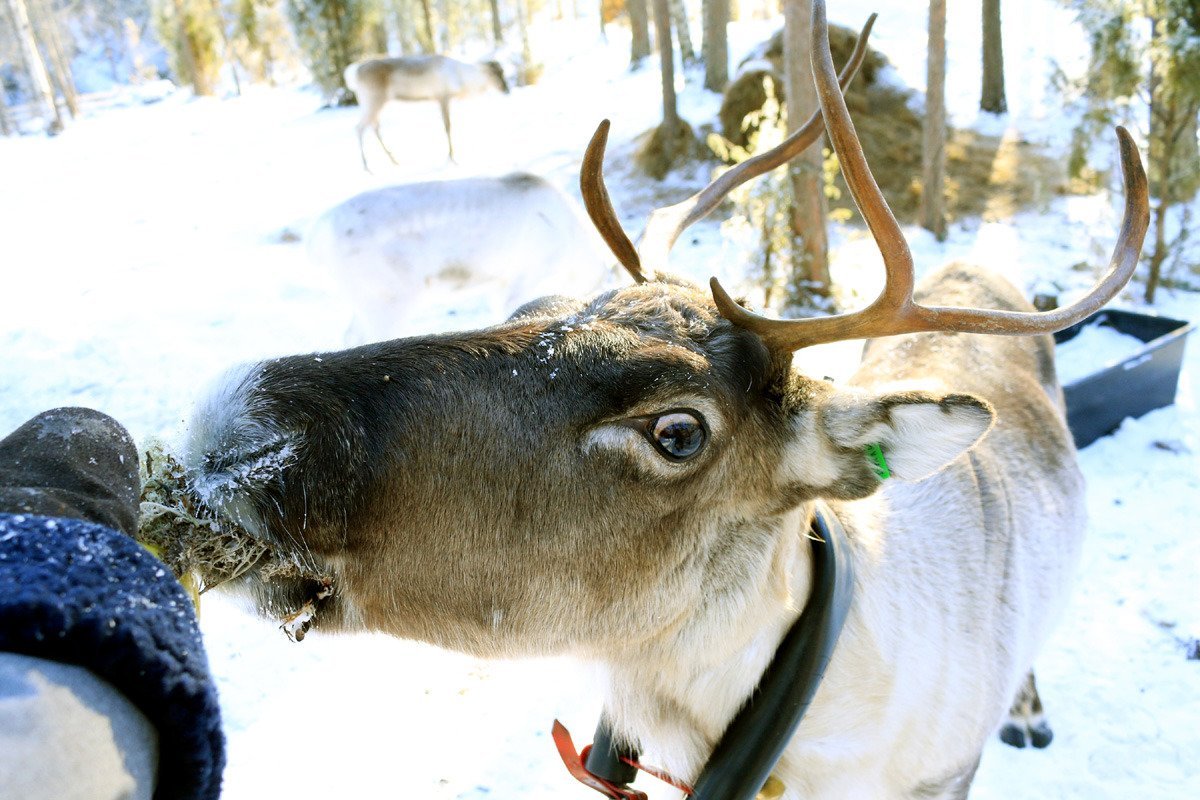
865 442 891 480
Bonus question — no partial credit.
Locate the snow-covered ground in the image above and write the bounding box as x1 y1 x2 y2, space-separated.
1 4 1197 798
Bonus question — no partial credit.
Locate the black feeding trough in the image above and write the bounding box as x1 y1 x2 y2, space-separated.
1054 309 1194 448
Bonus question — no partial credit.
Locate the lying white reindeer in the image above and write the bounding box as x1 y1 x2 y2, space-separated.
306 172 615 343
344 53 509 169
186 5 1148 797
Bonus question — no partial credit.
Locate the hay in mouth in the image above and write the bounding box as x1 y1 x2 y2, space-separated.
137 439 333 641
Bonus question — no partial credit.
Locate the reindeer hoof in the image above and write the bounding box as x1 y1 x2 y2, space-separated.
999 723 1027 749
999 719 1054 750
1029 721 1054 749
1003 671 1054 750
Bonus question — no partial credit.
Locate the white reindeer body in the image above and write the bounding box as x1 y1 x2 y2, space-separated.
592 269 1086 798
362 55 497 101
306 173 614 342
344 54 509 168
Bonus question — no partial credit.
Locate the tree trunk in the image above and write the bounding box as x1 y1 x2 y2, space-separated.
0 89 13 136
981 0 1006 114
123 17 146 84
417 0 436 52
921 0 948 241
515 0 537 84
208 0 242 95
488 0 503 46
653 0 678 132
393 0 417 55
1177 111 1200 183
1146 195 1168 304
1145 15 1166 304
1141 26 1199 304
670 0 696 66
782 0 829 300
4 0 62 133
629 0 651 66
170 0 198 93
702 0 728 91
436 0 451 50
30 0 77 117
367 17 387 53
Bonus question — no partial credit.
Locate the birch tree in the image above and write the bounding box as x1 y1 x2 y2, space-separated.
1063 0 1200 302
4 0 61 132
30 0 77 117
921 0 947 240
670 0 695 65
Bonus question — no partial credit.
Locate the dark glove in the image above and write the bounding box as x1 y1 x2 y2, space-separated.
0 408 225 800
0 406 139 534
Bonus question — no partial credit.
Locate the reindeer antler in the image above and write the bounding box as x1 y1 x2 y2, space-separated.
579 13 878 284
709 0 1150 351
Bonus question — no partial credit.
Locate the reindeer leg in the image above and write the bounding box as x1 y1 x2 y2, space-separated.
354 119 371 172
438 98 455 163
373 123 399 165
999 670 1054 749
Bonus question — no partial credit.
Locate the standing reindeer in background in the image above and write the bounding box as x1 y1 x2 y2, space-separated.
306 172 614 343
187 3 1148 797
345 54 509 169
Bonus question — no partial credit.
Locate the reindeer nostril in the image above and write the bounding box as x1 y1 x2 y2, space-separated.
205 437 290 472
192 434 297 506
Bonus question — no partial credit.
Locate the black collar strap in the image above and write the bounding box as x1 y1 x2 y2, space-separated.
580 502 856 798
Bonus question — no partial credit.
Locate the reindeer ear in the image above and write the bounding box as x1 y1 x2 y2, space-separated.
821 389 995 485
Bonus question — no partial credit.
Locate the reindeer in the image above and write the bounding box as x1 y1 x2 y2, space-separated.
306 172 615 343
186 4 1148 797
344 54 510 169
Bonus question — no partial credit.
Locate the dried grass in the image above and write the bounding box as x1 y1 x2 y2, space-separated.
137 439 334 638
720 29 1064 226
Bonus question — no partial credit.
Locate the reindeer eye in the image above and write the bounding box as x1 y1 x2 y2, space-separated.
646 411 707 461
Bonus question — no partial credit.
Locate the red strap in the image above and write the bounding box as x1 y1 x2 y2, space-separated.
620 756 696 795
552 720 696 797
552 720 647 800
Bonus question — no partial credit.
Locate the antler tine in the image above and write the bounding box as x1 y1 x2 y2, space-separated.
580 119 649 284
637 13 877 275
712 2 1149 352
810 0 913 305
905 125 1148 335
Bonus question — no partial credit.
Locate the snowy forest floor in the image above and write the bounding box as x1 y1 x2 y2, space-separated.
1 3 1197 798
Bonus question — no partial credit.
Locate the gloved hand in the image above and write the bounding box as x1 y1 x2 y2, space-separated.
0 406 140 535
0 408 224 800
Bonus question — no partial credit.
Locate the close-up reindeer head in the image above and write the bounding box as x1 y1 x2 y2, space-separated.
185 1 1148 795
